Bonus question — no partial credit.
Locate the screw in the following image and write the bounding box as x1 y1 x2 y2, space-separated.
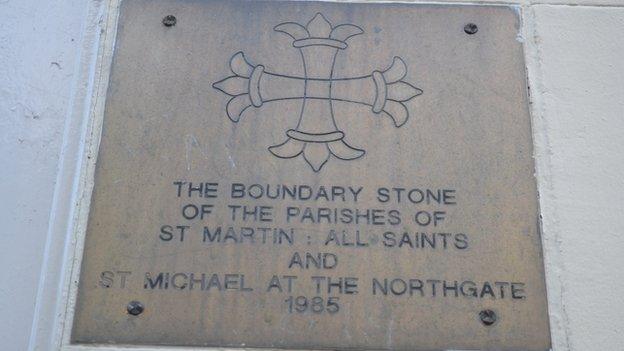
127 301 144 316
479 309 497 326
162 15 177 27
464 23 478 35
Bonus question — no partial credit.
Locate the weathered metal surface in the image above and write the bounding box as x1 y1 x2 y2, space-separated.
71 1 551 350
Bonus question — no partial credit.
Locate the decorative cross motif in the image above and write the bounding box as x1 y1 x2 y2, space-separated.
213 13 423 172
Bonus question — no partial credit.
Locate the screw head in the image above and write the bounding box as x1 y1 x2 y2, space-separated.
127 301 144 316
464 23 478 35
479 309 497 326
162 15 177 27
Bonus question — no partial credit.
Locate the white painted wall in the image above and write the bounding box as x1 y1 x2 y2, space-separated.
528 5 624 350
1 1 622 350
0 0 90 349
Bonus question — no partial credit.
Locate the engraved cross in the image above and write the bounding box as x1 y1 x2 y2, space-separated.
213 13 423 172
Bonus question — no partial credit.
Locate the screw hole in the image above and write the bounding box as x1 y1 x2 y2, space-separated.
163 15 177 27
479 309 497 326
127 301 144 316
464 23 478 35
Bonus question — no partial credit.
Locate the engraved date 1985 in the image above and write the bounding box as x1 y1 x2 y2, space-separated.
285 296 340 314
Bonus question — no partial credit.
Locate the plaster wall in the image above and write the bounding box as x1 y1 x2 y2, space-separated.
0 1 622 350
0 0 90 349
529 5 624 350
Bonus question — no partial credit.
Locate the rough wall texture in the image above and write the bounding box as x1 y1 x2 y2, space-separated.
0 0 89 349
0 1 622 350
530 5 624 350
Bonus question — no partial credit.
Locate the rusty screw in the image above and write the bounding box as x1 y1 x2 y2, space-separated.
162 15 177 27
127 301 144 316
464 23 478 35
479 309 497 326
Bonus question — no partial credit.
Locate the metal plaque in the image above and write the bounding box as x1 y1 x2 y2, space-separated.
72 1 551 350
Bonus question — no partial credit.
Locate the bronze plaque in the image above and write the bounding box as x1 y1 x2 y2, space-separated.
72 1 550 350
